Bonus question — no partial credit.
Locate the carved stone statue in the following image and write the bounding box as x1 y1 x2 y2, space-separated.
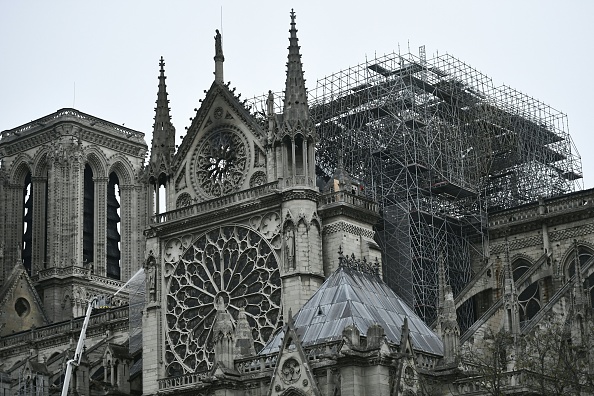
214 29 224 59
285 227 295 269
144 251 157 302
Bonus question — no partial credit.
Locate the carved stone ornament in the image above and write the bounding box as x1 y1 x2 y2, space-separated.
164 225 281 375
193 128 248 198
280 358 301 384
213 107 223 120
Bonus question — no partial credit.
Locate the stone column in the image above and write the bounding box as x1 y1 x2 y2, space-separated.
94 177 108 277
31 176 48 273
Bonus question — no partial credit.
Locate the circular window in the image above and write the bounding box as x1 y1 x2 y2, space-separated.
15 298 30 317
193 129 249 198
164 225 281 375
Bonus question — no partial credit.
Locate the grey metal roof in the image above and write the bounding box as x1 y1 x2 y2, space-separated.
261 265 443 356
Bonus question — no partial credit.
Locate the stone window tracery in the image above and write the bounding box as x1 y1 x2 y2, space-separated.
513 259 540 322
164 225 281 376
194 129 248 198
564 246 594 308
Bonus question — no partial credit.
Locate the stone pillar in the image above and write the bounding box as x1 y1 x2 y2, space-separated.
281 197 324 316
142 239 162 395
291 139 296 183
340 366 365 396
94 177 108 277
31 176 47 273
120 185 134 281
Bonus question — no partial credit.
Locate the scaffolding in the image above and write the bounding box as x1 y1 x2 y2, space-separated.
308 48 582 328
247 48 582 328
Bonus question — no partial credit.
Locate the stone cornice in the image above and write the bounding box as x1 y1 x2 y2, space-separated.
488 190 594 238
1 108 144 143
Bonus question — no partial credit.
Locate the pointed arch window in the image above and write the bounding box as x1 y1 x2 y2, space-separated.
512 258 541 322
294 135 304 176
83 165 95 268
22 172 33 275
565 246 593 279
565 246 594 309
106 173 121 279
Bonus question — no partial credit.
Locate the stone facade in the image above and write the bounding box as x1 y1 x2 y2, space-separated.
0 9 593 396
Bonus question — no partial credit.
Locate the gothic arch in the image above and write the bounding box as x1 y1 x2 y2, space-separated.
84 147 108 178
31 150 50 178
9 154 33 185
295 215 308 229
280 388 307 396
511 256 533 282
282 216 295 230
107 155 135 185
560 242 594 280
309 216 322 233
510 253 534 267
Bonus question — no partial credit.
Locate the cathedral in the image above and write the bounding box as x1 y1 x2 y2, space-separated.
0 10 593 396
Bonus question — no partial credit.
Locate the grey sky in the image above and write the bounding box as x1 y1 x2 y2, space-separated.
2 1 592 188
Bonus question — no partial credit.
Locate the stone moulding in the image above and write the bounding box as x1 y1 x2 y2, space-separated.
152 181 281 224
1 108 145 142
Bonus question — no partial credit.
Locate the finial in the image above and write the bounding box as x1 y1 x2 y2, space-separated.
159 56 165 74
283 8 309 123
267 90 274 117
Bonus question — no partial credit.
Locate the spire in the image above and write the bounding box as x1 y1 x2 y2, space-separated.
214 29 225 82
149 56 176 183
283 9 309 123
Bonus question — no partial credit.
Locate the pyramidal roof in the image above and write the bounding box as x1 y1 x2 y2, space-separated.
261 261 443 356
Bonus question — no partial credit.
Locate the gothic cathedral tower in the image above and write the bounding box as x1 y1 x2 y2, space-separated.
0 108 147 329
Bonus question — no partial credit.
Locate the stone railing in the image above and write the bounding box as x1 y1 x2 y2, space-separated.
282 176 315 188
453 370 542 395
0 305 129 350
304 343 340 361
235 353 278 374
153 181 280 223
32 265 91 281
489 191 594 227
89 274 126 290
320 190 379 213
0 108 145 142
157 372 209 391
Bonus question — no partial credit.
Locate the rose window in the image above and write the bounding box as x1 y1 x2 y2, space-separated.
196 130 247 197
165 225 282 376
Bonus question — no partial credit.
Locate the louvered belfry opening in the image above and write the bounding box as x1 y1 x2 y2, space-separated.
83 164 95 267
22 172 33 275
106 172 121 279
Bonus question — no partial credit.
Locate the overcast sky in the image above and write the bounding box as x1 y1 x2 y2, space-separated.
1 1 592 188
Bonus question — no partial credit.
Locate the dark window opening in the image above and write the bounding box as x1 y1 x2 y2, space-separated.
15 297 30 317
83 165 95 268
106 173 121 280
22 172 32 275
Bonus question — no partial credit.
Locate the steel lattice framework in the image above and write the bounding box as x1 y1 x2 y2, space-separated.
308 49 582 328
247 48 582 328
